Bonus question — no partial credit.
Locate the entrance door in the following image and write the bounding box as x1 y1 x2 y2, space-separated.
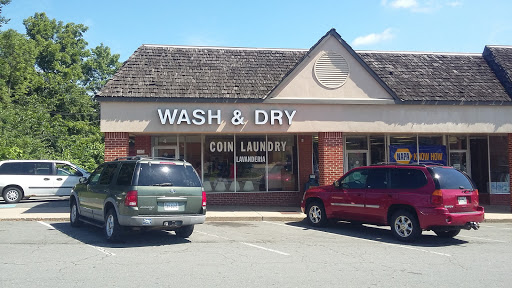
449 152 468 173
347 152 367 171
153 146 177 158
470 138 489 195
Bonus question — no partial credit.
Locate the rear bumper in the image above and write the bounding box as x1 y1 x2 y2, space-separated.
118 214 206 227
417 206 485 230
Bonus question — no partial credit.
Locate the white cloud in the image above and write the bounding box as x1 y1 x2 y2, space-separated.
390 0 418 9
382 0 463 13
352 28 395 47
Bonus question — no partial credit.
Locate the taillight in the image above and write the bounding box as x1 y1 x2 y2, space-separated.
125 190 138 207
431 189 443 206
202 191 207 207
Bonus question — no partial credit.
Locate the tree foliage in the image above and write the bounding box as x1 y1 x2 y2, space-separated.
0 11 121 171
0 0 11 28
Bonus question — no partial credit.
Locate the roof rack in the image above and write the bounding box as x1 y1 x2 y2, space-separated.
113 156 186 162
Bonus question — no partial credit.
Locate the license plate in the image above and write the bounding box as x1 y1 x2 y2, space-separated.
458 197 467 205
164 202 179 211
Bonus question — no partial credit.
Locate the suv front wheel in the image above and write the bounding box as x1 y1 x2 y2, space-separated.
3 187 23 204
306 201 328 227
391 210 421 242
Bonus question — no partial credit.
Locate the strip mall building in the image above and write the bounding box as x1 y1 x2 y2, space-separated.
97 29 512 210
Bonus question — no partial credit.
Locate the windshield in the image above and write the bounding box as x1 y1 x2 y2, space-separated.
428 167 475 190
136 163 201 187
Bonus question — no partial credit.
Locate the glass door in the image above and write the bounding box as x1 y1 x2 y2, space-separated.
153 146 177 158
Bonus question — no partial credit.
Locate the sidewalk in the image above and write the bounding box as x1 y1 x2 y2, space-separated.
0 203 510 222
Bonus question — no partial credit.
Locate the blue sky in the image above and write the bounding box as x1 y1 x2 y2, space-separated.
3 0 512 61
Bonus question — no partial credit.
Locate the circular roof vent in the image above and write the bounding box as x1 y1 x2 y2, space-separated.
314 52 349 89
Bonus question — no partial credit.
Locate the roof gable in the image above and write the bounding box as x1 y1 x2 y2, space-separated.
267 29 397 102
483 46 512 98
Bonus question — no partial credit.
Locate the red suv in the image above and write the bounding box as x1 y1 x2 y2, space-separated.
301 164 484 242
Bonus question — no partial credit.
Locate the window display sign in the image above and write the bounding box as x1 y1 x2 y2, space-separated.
389 145 447 165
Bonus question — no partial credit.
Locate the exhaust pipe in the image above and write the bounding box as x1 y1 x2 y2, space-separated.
464 222 480 230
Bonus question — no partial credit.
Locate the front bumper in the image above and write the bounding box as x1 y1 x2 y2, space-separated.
417 206 485 230
118 214 206 227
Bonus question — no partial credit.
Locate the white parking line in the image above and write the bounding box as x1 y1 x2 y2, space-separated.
262 221 452 257
240 242 290 256
37 221 116 256
197 231 290 256
37 221 56 230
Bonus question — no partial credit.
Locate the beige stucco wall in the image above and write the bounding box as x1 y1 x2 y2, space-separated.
269 35 393 100
100 101 512 134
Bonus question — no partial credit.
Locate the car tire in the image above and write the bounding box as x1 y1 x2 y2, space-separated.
306 201 328 227
391 210 421 242
3 187 23 204
70 199 82 227
175 225 194 238
433 229 461 238
105 208 123 242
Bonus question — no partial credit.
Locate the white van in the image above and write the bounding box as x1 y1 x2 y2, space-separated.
0 160 90 203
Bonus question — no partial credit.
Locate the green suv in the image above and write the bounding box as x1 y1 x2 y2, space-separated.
69 157 206 241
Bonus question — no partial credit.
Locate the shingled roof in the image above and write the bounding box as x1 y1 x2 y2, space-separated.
358 51 511 103
97 30 512 104
483 46 512 98
97 45 306 101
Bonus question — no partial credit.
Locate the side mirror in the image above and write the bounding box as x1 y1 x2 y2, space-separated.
79 177 88 184
334 180 339 188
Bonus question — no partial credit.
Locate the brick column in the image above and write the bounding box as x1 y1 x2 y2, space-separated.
298 135 313 193
134 135 152 156
318 132 343 186
509 134 512 212
104 132 129 162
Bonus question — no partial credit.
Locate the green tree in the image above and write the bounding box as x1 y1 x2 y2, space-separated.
0 0 11 28
0 12 121 171
83 43 122 95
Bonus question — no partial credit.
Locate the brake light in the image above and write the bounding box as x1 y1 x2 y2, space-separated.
431 189 443 206
125 190 138 207
202 191 207 207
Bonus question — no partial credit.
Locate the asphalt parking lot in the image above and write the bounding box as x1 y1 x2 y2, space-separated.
1 219 511 288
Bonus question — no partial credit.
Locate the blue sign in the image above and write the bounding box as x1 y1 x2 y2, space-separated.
389 145 447 165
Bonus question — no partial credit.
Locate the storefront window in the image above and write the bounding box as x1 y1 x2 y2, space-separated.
181 135 202 178
266 135 297 191
236 135 266 192
203 135 235 192
370 136 385 164
418 135 443 146
489 136 510 194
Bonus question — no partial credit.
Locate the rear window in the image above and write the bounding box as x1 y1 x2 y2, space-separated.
428 167 474 190
390 168 428 189
136 163 201 187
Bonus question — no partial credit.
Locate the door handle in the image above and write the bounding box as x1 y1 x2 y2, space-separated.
56 178 63 181
44 178 50 181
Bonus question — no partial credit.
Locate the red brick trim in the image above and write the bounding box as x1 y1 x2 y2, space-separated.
134 135 152 156
104 132 129 162
318 132 343 186
207 192 301 206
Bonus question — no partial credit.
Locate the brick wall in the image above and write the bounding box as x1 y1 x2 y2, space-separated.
134 135 152 156
318 132 343 186
298 135 313 194
104 132 129 162
207 192 301 206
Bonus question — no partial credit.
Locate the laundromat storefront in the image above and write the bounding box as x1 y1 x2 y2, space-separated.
151 134 298 193
97 29 512 208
